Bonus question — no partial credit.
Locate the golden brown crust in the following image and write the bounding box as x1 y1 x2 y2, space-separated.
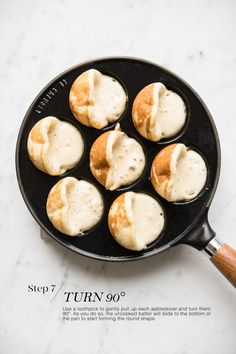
27 119 49 173
29 121 45 144
108 193 132 241
50 209 64 233
89 131 110 186
46 179 65 212
46 179 67 233
150 144 177 199
69 71 91 127
132 83 155 140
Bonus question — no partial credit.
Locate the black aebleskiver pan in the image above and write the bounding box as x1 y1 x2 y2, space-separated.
15 57 236 287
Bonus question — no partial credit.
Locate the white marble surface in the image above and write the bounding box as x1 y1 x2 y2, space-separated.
0 0 236 353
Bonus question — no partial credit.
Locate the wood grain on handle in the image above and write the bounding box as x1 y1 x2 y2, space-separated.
211 243 236 287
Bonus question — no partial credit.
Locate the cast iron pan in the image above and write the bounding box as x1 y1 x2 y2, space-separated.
16 57 236 286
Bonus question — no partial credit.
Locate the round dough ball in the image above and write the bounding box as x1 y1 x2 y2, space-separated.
108 192 165 251
46 177 104 236
90 124 145 190
151 143 207 202
69 69 127 129
27 116 84 176
132 82 186 141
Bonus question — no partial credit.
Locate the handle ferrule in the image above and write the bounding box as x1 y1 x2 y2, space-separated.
202 237 222 258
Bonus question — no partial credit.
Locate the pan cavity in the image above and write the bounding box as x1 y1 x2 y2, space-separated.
132 82 187 141
151 143 208 202
27 116 84 176
108 192 165 251
46 177 104 236
69 69 127 129
90 125 146 190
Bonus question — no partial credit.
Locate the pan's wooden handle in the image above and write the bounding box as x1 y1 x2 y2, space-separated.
210 243 236 287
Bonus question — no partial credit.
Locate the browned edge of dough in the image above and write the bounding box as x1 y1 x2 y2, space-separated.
108 193 132 239
90 131 111 186
46 178 67 232
69 70 92 127
132 83 155 140
150 143 177 199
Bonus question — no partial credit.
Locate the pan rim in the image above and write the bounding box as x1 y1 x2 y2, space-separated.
15 56 221 262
